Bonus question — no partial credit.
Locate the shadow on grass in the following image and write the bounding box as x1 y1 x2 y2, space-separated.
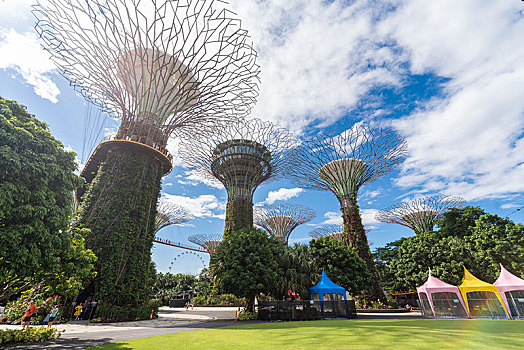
5 337 123 350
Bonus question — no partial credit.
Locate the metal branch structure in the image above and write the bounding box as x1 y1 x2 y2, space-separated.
154 198 193 233
34 0 259 309
34 0 260 144
309 224 345 241
253 203 315 245
376 195 465 234
180 118 295 236
286 125 407 301
188 233 223 253
309 224 373 245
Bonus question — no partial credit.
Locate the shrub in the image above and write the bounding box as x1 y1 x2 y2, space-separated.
191 293 246 306
92 299 162 322
2 287 62 324
0 327 61 345
236 309 257 321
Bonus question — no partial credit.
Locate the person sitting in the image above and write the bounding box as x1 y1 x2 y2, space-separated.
21 301 37 329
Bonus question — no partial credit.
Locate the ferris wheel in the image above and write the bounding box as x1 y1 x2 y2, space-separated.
169 251 207 275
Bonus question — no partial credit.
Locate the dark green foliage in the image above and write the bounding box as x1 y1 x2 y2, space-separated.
437 206 485 238
211 227 282 311
152 273 198 305
93 299 161 322
74 146 163 307
223 198 253 236
376 207 524 292
273 243 313 299
0 97 95 302
0 327 61 345
309 237 372 295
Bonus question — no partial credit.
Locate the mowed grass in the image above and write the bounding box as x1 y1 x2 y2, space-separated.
90 319 524 350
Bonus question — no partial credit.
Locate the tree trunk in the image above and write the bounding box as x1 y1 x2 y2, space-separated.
223 197 253 237
246 296 255 313
74 145 163 307
340 195 386 302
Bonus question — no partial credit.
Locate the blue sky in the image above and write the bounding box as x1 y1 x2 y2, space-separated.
1 0 524 275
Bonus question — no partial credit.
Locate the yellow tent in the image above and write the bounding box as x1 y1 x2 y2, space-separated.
458 267 509 319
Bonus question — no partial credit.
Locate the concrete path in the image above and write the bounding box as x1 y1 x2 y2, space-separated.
1 307 242 349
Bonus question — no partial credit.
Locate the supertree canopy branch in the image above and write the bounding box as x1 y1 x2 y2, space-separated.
154 198 193 233
254 203 316 245
34 0 260 145
309 224 345 241
37 0 260 311
376 195 465 234
309 224 372 244
180 118 295 236
286 125 407 301
188 233 223 253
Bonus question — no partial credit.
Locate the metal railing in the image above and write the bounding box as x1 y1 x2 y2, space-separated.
258 300 357 321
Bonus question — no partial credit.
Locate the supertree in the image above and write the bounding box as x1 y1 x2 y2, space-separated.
309 224 373 245
309 224 345 241
34 0 259 308
286 125 407 301
253 203 315 245
154 198 193 234
188 233 223 253
376 195 465 234
180 118 295 236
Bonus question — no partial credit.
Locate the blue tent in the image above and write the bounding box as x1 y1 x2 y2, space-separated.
309 269 347 301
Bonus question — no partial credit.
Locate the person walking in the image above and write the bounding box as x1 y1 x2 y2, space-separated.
47 305 59 327
74 303 82 320
21 301 37 329
81 300 89 320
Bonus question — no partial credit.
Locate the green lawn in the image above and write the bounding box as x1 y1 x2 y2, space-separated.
90 319 524 350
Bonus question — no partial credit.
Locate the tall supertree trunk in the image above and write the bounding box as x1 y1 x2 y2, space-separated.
340 195 385 302
74 146 162 306
224 197 253 237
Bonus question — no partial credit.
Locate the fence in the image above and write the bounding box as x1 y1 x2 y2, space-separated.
258 300 357 321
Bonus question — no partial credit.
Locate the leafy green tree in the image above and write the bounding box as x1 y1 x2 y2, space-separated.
437 206 485 238
211 227 282 311
273 244 313 299
309 237 372 295
152 272 198 305
376 207 524 292
0 97 95 301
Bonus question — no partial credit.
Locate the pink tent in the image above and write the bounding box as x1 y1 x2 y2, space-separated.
417 271 469 318
494 264 524 319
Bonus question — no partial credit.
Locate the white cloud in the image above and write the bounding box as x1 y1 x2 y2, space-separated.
0 28 60 102
229 0 404 133
360 208 380 228
320 211 342 225
320 208 379 228
382 1 524 200
161 194 225 219
176 170 223 190
264 187 304 204
501 203 522 210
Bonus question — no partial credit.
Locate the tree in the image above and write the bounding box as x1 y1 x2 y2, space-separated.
272 244 313 299
152 272 198 305
375 207 524 292
309 237 372 295
0 96 94 301
211 228 282 311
